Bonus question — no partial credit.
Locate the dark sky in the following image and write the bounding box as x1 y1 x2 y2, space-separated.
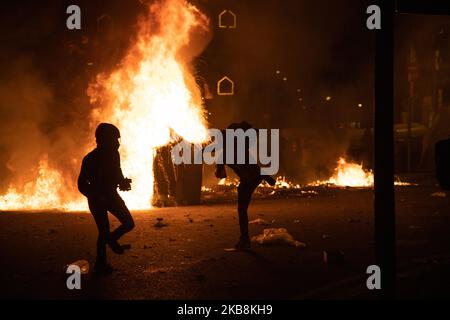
196 0 374 128
0 0 376 133
0 0 374 101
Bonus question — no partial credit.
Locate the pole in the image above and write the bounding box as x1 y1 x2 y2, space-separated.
374 0 396 299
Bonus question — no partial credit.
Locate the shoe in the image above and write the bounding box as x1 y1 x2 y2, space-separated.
108 240 125 254
93 262 113 275
234 237 251 250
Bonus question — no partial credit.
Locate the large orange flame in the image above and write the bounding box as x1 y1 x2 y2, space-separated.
0 0 210 211
0 156 85 211
87 0 210 209
327 157 374 187
311 157 413 187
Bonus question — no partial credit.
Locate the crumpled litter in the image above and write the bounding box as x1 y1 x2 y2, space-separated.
252 228 306 248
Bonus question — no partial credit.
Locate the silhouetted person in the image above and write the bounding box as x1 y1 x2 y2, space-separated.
78 123 134 274
215 121 275 250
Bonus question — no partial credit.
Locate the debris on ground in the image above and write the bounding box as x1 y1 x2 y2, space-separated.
251 228 306 248
431 192 446 197
154 218 168 228
144 266 175 274
66 259 89 274
249 218 270 226
294 220 300 223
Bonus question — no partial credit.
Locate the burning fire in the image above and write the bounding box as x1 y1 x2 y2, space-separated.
0 156 85 211
87 0 210 209
204 157 417 194
0 0 210 211
311 157 414 187
321 157 374 187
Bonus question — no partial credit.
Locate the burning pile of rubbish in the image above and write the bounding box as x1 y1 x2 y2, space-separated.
201 157 416 203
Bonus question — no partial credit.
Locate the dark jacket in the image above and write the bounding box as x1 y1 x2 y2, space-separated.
78 148 125 198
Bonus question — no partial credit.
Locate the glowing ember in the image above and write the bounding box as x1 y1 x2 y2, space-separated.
272 176 301 189
213 176 301 189
394 179 416 186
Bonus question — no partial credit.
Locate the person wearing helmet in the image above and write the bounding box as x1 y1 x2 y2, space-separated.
214 121 276 250
78 123 134 274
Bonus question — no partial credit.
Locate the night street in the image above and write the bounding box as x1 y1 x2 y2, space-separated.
2 178 450 299
3 0 450 305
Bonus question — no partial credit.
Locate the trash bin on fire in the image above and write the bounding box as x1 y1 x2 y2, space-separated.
175 143 203 205
152 140 203 206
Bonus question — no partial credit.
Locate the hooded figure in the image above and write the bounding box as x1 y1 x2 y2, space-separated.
78 123 135 274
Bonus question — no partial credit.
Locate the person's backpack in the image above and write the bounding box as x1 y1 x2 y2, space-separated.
435 138 450 189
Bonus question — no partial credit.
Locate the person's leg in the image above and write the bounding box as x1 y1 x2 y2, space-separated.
236 178 261 247
108 194 135 245
88 198 111 270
